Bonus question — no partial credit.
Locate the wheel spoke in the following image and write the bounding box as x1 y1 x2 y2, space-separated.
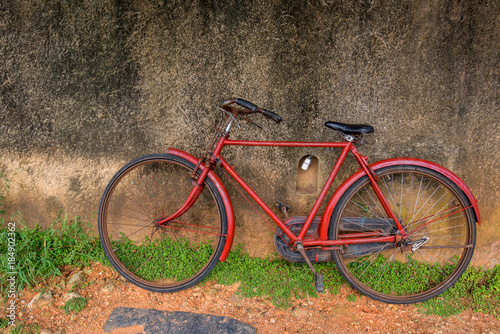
384 175 401 223
363 187 392 225
331 165 475 304
372 248 398 290
99 155 227 292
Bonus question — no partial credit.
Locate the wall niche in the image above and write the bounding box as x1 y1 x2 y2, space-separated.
296 155 318 194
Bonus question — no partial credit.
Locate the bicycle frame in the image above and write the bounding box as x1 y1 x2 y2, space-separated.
220 138 405 244
162 128 481 262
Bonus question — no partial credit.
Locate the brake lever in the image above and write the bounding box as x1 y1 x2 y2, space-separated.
217 107 241 129
241 116 263 130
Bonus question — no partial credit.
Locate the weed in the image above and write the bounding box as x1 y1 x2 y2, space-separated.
347 294 357 302
208 244 338 308
62 297 87 314
419 265 500 317
111 235 214 283
0 212 107 294
0 318 8 328
1 213 499 315
7 322 40 334
80 280 95 289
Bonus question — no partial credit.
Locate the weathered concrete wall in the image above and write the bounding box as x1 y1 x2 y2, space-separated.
1 0 498 267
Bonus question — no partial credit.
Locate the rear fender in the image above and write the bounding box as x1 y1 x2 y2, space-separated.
319 158 480 239
168 148 234 262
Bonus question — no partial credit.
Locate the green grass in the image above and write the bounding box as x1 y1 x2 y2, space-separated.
420 265 500 316
208 245 345 308
1 214 498 315
347 294 357 302
346 254 459 295
111 234 215 283
7 323 40 334
62 297 87 314
0 212 107 294
0 317 40 334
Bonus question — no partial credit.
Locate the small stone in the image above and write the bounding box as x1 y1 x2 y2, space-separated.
83 268 93 275
64 292 84 303
101 283 115 295
40 330 52 334
31 291 54 308
66 272 86 291
213 284 224 290
361 307 371 313
292 308 309 319
204 288 218 299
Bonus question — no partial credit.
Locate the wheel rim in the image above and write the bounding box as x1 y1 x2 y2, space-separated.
99 157 226 291
332 166 475 303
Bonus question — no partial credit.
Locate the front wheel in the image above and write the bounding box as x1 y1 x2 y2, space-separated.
98 154 228 293
330 165 476 304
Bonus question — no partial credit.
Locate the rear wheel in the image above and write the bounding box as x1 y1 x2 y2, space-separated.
98 154 227 293
330 165 476 304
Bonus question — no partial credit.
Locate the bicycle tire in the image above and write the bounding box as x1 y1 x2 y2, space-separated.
329 165 476 304
98 154 228 293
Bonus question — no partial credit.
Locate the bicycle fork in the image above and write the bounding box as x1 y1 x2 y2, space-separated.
155 162 212 226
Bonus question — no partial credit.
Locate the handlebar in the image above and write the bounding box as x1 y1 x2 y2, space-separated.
261 108 282 123
235 98 258 112
220 98 282 123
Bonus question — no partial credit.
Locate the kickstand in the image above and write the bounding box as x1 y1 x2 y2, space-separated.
296 244 324 293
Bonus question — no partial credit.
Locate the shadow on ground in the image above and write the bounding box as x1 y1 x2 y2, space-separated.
103 307 256 334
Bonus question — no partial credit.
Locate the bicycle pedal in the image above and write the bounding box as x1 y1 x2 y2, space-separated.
276 200 291 218
315 273 324 293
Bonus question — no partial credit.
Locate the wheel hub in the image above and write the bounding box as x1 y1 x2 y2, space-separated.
400 236 430 253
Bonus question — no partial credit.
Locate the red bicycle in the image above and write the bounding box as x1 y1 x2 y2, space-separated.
98 99 479 304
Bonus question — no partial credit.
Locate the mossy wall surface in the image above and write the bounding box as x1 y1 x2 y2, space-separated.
1 0 498 267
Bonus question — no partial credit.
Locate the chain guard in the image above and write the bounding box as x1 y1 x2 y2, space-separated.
274 216 398 263
274 217 332 263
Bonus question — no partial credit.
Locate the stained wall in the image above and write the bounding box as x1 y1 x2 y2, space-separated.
1 0 498 267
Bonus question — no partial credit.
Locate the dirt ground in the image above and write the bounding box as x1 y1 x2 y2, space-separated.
2 262 499 334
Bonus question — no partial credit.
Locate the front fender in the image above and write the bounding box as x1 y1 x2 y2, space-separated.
319 158 480 239
168 148 235 262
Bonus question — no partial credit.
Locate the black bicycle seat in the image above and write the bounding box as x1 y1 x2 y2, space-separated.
324 122 374 134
